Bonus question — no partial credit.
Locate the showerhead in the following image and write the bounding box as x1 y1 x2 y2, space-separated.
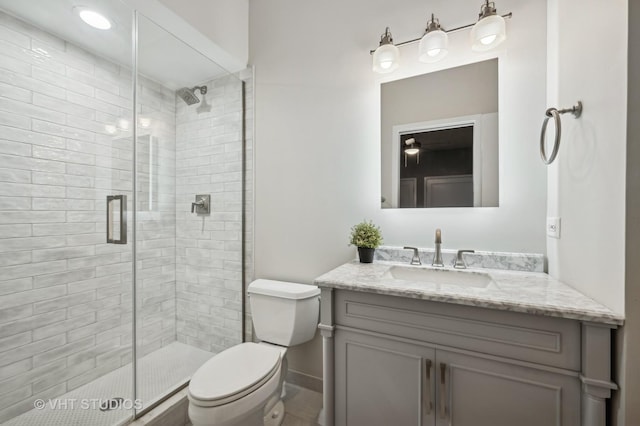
177 85 208 106
177 87 199 105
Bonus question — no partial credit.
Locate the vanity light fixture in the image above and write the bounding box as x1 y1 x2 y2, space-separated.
470 1 507 51
74 7 112 30
418 14 448 63
370 1 511 73
404 137 421 167
372 27 400 73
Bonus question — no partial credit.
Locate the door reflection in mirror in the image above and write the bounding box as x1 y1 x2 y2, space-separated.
381 58 498 208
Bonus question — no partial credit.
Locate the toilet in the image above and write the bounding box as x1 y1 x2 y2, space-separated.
187 279 321 426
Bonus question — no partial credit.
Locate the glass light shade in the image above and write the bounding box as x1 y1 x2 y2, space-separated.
372 44 400 74
470 14 506 51
405 148 419 155
418 30 448 63
117 118 130 130
138 117 151 128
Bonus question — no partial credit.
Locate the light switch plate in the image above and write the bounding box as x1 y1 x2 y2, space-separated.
547 217 561 239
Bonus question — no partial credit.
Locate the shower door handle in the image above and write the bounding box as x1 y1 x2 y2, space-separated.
106 195 127 244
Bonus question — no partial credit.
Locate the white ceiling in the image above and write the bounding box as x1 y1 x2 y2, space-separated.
0 0 228 89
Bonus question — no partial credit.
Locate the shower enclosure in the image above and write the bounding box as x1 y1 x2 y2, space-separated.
0 1 252 424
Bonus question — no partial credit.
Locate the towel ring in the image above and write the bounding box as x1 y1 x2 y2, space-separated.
540 101 583 165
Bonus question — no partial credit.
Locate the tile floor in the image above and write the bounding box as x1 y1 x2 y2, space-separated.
3 342 213 426
179 383 323 426
3 343 323 426
282 383 323 426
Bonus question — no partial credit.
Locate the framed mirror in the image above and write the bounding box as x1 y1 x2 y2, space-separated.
381 58 499 208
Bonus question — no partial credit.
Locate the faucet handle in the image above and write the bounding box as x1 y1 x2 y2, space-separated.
191 194 210 214
403 246 422 265
191 199 204 213
453 250 475 269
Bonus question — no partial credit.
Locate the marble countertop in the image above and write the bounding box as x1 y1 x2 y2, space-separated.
314 261 624 325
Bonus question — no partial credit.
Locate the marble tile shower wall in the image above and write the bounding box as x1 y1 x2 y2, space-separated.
134 80 178 358
0 12 176 422
175 72 248 353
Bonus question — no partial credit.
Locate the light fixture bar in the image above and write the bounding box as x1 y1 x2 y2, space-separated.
369 12 512 54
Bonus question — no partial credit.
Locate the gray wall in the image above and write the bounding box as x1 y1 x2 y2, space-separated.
545 0 627 314
249 0 546 382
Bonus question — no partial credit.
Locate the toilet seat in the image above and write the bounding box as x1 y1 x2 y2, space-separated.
188 343 282 408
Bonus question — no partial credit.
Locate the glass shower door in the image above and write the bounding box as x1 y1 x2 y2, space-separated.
0 0 136 424
0 1 247 422
133 12 245 415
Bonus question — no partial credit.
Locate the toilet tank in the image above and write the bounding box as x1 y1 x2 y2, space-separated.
248 279 320 346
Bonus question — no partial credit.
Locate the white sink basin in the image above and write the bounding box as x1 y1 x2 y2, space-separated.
386 265 492 288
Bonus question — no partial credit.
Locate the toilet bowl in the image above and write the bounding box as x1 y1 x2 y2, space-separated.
188 342 286 426
187 279 320 426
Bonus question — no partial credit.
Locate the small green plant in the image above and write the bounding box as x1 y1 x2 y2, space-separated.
349 220 383 249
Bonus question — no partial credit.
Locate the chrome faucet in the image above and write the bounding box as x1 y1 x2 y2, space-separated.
403 246 421 265
191 199 205 213
432 228 444 267
191 194 211 214
453 250 475 269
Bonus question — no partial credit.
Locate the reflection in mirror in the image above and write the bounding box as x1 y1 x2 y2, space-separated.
381 59 499 208
136 135 159 212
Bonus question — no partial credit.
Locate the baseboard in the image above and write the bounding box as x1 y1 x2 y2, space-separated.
286 369 323 393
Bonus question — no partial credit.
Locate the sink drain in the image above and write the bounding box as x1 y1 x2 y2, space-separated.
100 397 124 412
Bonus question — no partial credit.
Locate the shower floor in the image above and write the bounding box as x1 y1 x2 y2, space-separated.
3 342 213 426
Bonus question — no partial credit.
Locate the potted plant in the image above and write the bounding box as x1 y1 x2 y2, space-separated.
349 220 383 263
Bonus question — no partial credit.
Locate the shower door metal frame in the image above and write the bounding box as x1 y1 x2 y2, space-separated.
130 8 139 420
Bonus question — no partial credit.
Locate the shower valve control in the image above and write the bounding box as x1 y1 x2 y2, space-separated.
191 194 211 215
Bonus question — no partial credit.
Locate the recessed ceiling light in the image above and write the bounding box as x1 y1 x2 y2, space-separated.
76 8 112 30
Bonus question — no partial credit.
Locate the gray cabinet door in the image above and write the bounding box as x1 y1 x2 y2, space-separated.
335 329 436 426
435 350 581 426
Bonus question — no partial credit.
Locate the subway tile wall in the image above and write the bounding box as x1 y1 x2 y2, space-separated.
0 11 178 421
174 70 252 353
135 80 178 359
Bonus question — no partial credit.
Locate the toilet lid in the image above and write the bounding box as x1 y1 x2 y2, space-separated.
189 343 282 405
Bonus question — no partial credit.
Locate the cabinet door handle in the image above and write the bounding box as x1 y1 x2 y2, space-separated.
424 359 433 415
439 362 447 419
106 195 127 244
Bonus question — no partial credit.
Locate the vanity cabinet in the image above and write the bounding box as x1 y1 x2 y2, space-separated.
335 329 580 426
319 289 616 426
434 349 580 426
335 330 436 426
